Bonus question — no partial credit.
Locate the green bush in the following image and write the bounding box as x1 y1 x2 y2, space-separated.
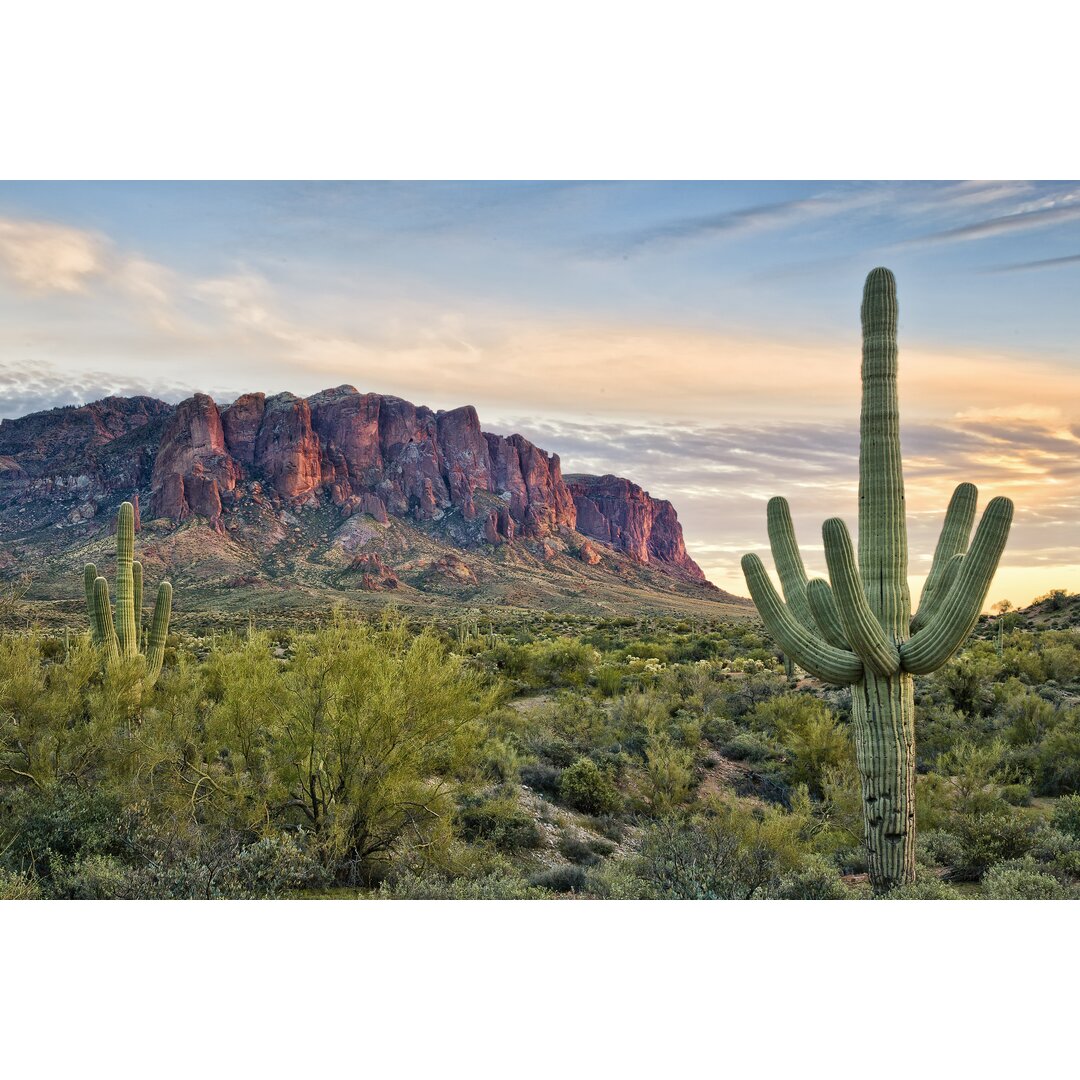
457 797 542 853
0 868 42 899
558 758 621 815
1051 794 1080 840
722 731 776 763
981 861 1072 899
773 856 849 900
528 865 588 893
881 877 961 899
379 869 544 899
520 762 563 796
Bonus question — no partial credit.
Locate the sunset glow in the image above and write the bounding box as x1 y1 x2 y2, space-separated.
2 180 1079 606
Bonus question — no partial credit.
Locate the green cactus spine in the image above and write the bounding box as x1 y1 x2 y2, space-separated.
741 269 1014 893
83 501 174 686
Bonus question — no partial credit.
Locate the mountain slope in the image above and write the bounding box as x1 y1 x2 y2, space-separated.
0 388 748 624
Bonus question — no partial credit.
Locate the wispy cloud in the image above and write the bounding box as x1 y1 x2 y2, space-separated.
909 190 1080 246
986 252 1080 273
0 217 107 292
581 188 890 258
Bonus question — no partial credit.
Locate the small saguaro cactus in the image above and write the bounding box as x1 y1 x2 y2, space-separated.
741 268 1013 894
85 501 173 685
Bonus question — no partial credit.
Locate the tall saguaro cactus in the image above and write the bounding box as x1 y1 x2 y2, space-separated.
741 269 1013 893
85 501 173 685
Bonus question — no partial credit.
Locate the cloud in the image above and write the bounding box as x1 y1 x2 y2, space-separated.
582 188 891 258
909 190 1080 245
490 407 1080 606
0 359 195 418
986 252 1080 273
0 217 107 292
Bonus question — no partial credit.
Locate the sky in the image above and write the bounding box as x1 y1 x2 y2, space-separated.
1 179 1079 606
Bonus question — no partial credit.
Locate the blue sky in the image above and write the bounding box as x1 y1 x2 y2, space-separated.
1 180 1079 603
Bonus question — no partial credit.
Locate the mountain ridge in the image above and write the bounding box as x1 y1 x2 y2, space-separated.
0 387 747 620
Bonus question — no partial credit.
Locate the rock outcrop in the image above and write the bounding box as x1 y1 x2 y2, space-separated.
566 474 706 582
0 387 708 587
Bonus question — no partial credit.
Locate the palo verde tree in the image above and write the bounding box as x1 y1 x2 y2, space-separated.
741 268 1013 893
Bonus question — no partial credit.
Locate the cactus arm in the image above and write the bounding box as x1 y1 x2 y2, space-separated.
132 560 143 647
93 577 119 661
741 554 863 685
858 268 911 637
114 501 138 657
766 496 818 631
145 580 172 685
84 563 102 644
913 552 965 631
911 482 977 631
806 578 850 649
901 497 1014 674
823 517 900 675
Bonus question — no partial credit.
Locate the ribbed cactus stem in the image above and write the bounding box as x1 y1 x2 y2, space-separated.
115 501 138 657
766 496 817 632
912 482 977 631
859 267 910 636
901 497 1013 674
805 579 849 649
741 268 1014 893
741 553 863 684
85 563 102 644
78 502 174 686
132 559 143 648
823 517 900 675
93 577 119 661
146 581 172 684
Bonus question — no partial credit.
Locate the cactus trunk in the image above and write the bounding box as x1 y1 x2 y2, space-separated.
741 269 1013 895
852 671 916 890
851 270 915 890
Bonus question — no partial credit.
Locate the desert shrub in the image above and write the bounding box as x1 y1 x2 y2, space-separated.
379 869 544 899
981 861 1072 900
637 800 808 900
642 720 696 815
917 829 966 875
0 787 133 884
999 783 1032 807
722 731 776 763
520 762 563 796
0 868 42 899
594 665 625 697
528 865 588 893
522 638 597 688
1051 794 1080 840
228 833 327 897
586 859 654 899
1035 719 1080 794
558 835 600 866
750 694 852 795
558 758 621 815
881 877 960 899
773 856 849 900
457 797 542 853
948 812 1037 880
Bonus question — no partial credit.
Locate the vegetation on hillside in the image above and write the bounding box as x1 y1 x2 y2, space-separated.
3 595 1079 899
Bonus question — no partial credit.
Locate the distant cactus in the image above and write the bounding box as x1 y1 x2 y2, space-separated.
84 502 173 685
741 269 1013 893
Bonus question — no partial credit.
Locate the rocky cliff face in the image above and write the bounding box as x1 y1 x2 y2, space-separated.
0 386 707 583
566 474 707 583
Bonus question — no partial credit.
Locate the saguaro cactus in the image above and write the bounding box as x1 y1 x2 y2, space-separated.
84 501 173 685
741 269 1013 893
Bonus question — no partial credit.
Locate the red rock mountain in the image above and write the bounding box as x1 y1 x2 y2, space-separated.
0 386 709 584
